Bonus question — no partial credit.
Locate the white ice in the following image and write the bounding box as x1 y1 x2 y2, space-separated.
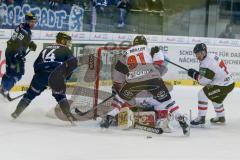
0 86 240 160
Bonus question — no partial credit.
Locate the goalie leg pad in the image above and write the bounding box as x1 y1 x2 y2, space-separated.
118 107 135 130
155 110 172 133
134 111 156 127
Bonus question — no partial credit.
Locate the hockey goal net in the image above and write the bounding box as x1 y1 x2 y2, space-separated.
66 45 128 119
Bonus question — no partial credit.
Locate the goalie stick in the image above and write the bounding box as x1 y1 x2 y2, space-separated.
134 123 163 134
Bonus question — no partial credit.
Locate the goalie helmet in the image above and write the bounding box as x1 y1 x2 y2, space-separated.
193 43 207 54
56 32 72 46
133 35 147 46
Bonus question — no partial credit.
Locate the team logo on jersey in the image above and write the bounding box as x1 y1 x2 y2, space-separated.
128 69 153 79
122 90 134 98
208 89 220 96
129 46 146 53
156 90 167 99
129 85 158 92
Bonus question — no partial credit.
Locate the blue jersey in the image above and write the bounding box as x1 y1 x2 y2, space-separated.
7 23 32 55
34 44 74 74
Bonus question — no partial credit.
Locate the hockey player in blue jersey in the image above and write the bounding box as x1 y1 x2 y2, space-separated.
11 32 78 123
0 12 37 99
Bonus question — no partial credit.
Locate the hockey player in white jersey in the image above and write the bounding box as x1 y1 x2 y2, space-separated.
188 43 235 126
100 36 190 135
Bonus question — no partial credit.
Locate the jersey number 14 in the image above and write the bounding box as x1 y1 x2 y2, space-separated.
42 49 56 62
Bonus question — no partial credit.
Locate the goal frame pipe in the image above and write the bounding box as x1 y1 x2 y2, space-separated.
93 46 130 119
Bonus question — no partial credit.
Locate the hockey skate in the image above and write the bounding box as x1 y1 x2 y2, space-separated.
177 115 190 136
190 116 205 127
210 116 225 124
11 98 30 119
58 100 77 124
65 113 77 124
100 115 115 128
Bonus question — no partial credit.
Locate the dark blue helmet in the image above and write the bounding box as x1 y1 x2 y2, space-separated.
193 43 207 54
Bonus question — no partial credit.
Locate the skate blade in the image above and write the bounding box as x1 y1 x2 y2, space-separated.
162 127 173 133
190 124 206 128
210 122 226 126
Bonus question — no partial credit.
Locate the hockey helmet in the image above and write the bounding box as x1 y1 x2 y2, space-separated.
25 12 37 21
193 43 207 54
133 35 147 46
56 32 72 46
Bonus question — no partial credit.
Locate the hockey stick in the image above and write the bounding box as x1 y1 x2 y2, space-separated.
7 93 24 101
165 59 189 71
74 94 115 116
134 123 163 134
95 94 115 107
5 50 32 101
25 50 31 56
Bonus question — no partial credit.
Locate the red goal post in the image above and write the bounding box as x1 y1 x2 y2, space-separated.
69 45 130 119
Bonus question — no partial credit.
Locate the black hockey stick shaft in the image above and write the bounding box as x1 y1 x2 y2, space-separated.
95 94 115 107
165 59 189 71
75 94 115 116
23 50 31 58
134 123 163 134
7 93 24 101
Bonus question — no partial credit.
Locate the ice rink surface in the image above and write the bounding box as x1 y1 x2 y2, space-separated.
0 86 240 160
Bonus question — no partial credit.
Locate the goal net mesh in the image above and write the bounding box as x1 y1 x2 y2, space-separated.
68 46 127 118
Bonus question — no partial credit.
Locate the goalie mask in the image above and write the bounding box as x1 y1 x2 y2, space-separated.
133 36 147 46
56 32 72 48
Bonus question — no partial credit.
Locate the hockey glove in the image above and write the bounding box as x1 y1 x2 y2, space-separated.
150 46 159 57
188 68 199 80
14 53 26 62
29 41 37 51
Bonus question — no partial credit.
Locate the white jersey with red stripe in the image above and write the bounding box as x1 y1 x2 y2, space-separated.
124 45 164 83
198 54 234 86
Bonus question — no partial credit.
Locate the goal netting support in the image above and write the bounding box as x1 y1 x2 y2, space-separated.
65 45 127 119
